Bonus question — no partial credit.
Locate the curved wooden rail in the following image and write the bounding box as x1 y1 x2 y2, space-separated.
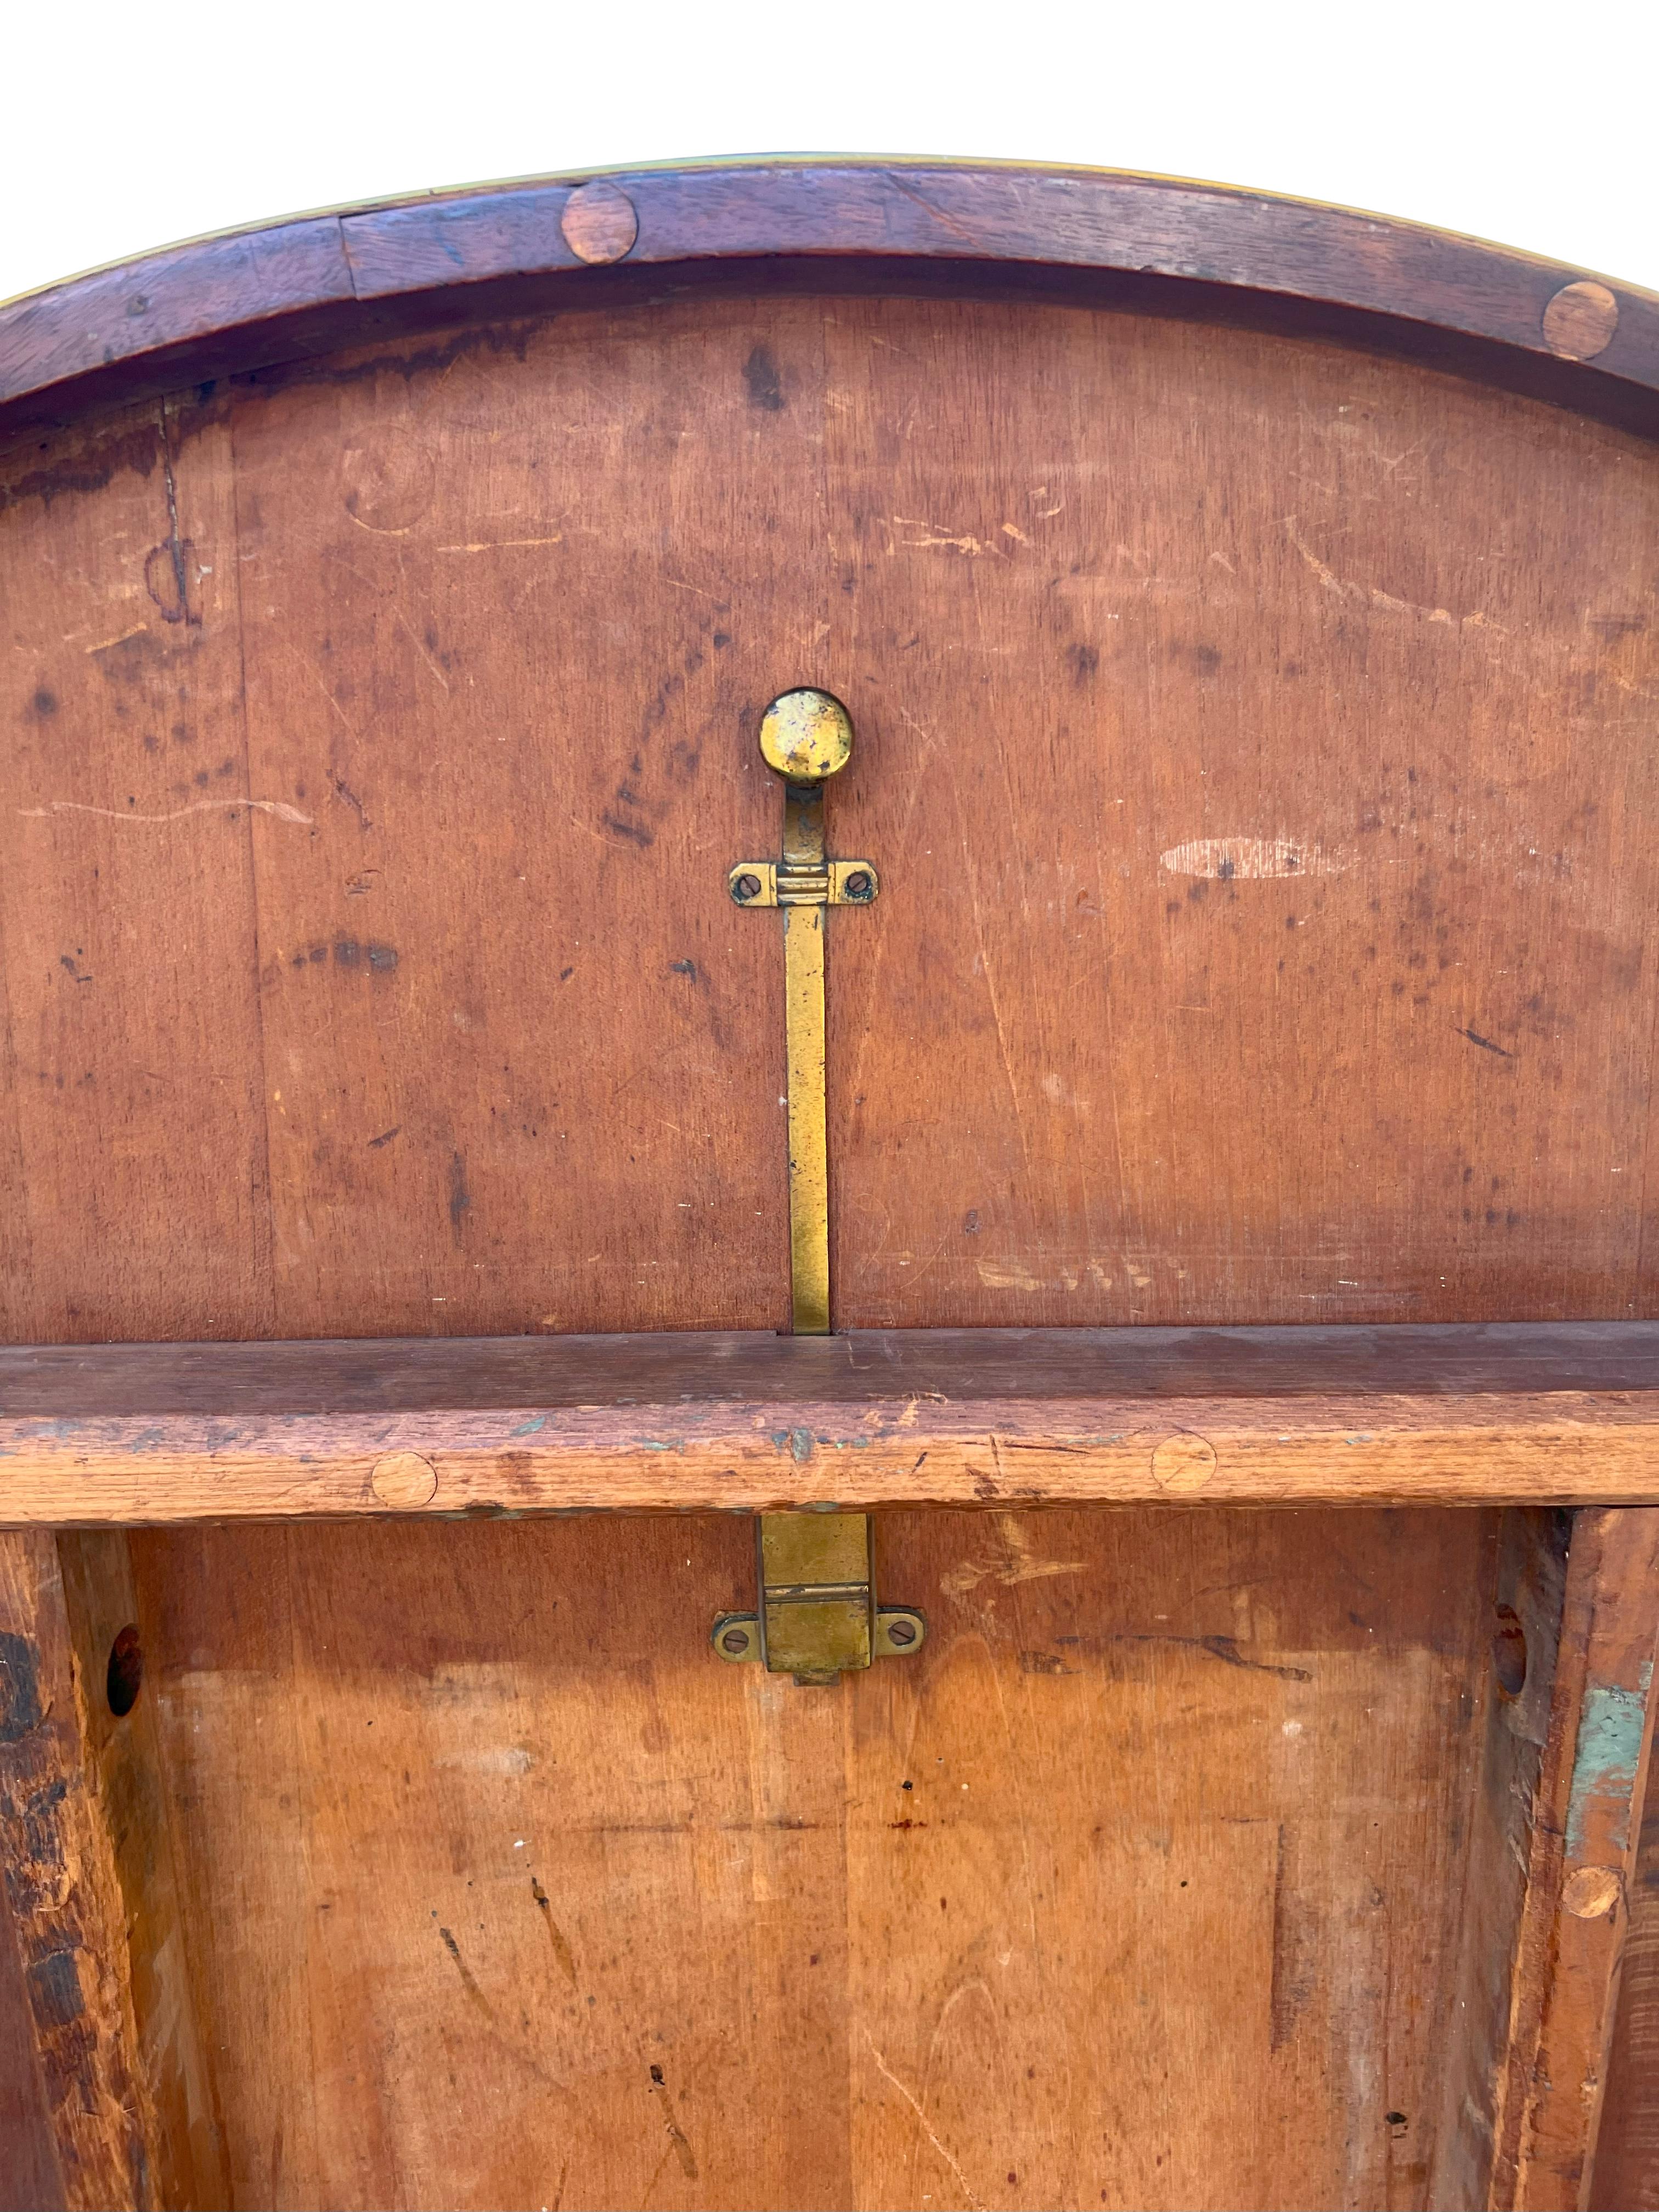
4 159 1658 433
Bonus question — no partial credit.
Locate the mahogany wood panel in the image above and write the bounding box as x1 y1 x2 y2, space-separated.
9 1324 1659 1522
0 402 269 1344
128 1504 1491 2211
227 298 803 1338
5 294 1659 1351
4 165 1659 439
821 295 1659 1329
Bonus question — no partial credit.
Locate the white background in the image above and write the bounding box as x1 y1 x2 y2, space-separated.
2 0 1655 304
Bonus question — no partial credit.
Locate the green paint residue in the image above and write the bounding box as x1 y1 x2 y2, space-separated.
1567 1682 1650 1855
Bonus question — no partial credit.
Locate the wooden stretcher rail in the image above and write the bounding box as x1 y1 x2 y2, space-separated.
4 1321 1659 1523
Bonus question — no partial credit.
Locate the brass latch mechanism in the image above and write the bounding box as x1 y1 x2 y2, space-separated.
712 689 925 1684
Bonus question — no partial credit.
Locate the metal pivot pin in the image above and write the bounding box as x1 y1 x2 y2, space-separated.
713 689 923 1683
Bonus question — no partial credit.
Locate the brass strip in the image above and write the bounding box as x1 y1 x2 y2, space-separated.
718 689 921 1678
784 900 830 1336
781 779 831 1335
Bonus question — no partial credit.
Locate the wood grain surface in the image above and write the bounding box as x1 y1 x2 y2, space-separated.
1491 1509 1659 2209
5 201 1659 2212
4 164 1659 437
9 1325 1659 1522
128 1504 1492 2212
1592 1705 1659 2209
53 1535 228 2208
0 1533 160 2207
0 1861 61 2212
4 291 1658 1353
1431 1510 1571 2208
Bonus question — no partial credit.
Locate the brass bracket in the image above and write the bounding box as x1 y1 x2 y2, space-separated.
712 1515 926 1686
727 859 879 909
715 689 923 1682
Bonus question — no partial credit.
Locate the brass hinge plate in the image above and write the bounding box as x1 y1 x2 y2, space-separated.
727 859 879 909
713 1511 926 1683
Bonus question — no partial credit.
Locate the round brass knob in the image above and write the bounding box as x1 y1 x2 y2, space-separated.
758 688 854 782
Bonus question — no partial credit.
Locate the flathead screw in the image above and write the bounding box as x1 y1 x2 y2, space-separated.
844 870 873 900
732 873 763 903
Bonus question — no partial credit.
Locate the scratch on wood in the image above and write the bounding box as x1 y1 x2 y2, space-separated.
437 1925 495 2020
1113 1632 1313 1682
1460 1027 1515 1059
890 515 991 556
861 2024 986 2210
83 624 149 654
1269 1822 1316 2051
18 797 313 827
1285 517 1507 634
880 170 988 249
436 536 565 553
530 1876 578 1984
647 2064 697 2178
942 1518 1086 1599
1160 836 1348 880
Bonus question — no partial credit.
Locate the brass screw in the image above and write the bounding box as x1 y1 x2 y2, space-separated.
844 870 873 900
732 874 762 903
887 1618 917 1647
720 1627 752 1656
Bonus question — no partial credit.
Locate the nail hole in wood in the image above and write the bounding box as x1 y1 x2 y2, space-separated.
106 1623 143 1717
1492 1605 1527 1697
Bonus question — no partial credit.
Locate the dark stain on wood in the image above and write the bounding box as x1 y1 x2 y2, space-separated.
0 1633 43 1745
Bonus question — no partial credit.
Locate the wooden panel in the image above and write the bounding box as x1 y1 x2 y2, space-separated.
130 1505 1489 2212
822 295 1659 1329
225 299 821 1337
0 397 270 1344
5 293 1658 1347
11 1323 1659 1522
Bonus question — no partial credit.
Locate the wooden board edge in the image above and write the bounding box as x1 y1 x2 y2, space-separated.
1486 1508 1659 2210
8 1404 1659 1522
3 162 1658 435
0 1531 161 2208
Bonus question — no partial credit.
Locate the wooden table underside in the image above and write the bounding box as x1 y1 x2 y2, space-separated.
5 162 1659 2212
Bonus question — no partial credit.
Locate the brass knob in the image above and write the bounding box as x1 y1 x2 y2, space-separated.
758 689 854 782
